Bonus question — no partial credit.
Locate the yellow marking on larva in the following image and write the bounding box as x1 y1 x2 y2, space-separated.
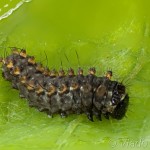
105 71 112 80
58 84 68 94
13 66 20 75
6 60 14 68
50 69 58 77
47 84 56 96
20 49 27 58
36 63 45 73
68 68 75 76
19 76 27 84
70 83 79 91
88 67 96 75
28 56 36 65
35 85 44 95
12 49 19 55
26 81 35 91
58 69 65 77
78 68 83 75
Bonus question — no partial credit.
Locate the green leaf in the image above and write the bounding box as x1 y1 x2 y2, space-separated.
0 0 150 150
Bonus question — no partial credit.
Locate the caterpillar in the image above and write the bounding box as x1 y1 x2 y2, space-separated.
0 48 129 121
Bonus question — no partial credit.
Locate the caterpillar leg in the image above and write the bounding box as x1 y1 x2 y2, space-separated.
86 109 93 122
19 93 26 98
93 107 102 121
87 113 93 122
60 112 67 118
104 112 110 120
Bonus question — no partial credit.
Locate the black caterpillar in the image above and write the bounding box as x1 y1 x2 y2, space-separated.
0 48 129 121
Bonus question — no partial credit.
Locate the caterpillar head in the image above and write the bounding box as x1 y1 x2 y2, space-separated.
95 80 129 120
110 83 129 120
111 94 129 119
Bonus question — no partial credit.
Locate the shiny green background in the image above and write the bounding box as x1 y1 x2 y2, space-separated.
0 0 150 150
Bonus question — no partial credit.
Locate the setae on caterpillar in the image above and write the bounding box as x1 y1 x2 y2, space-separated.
0 48 129 121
